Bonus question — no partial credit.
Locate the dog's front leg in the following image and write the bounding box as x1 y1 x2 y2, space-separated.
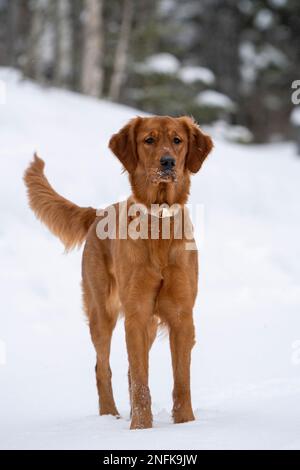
125 314 152 429
169 311 195 423
158 265 197 424
121 271 160 430
128 316 158 421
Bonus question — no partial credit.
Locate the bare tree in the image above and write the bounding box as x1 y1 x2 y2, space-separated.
81 0 104 97
200 0 241 102
24 0 48 81
5 0 19 67
52 0 72 87
70 0 83 92
109 0 133 101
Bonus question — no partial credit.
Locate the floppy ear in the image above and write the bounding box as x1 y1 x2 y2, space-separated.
109 117 141 173
181 117 213 173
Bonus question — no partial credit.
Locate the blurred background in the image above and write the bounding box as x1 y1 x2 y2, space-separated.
1 0 299 144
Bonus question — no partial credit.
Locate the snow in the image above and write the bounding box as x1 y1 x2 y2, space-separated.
179 66 215 85
0 78 6 104
240 42 288 79
257 44 288 69
254 9 274 30
269 0 287 7
240 42 288 88
196 90 235 111
209 120 253 143
290 107 300 126
238 0 254 15
1 68 300 450
158 0 175 16
137 53 180 75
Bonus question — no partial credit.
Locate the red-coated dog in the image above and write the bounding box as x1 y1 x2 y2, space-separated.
24 116 213 429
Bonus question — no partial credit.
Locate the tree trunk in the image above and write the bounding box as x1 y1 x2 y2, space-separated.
16 0 31 72
109 0 133 102
201 0 240 102
25 0 48 81
53 0 72 87
81 0 104 97
70 0 83 92
6 0 18 67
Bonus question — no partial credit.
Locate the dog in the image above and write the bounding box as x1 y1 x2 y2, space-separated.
24 115 213 429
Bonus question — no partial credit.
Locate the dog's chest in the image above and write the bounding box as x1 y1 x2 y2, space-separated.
147 237 181 274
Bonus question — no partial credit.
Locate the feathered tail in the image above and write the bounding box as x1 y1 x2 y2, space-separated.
24 154 96 250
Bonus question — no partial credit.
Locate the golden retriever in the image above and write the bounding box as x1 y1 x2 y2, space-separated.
24 116 213 429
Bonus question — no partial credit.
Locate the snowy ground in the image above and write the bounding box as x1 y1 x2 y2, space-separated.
1 68 300 450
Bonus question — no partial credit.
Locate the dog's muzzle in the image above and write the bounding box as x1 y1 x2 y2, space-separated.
160 155 175 171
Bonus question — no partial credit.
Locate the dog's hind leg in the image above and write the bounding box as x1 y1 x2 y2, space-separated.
83 277 120 417
82 234 121 417
90 306 119 417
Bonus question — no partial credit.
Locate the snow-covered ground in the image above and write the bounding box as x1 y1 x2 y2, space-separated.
1 68 300 450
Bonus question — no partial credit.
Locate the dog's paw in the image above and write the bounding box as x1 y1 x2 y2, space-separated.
99 406 120 418
173 407 195 424
130 411 152 430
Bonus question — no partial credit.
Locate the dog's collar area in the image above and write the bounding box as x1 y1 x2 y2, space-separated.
129 197 182 219
148 205 181 219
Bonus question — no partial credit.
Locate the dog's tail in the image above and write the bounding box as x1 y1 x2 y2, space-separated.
24 154 97 251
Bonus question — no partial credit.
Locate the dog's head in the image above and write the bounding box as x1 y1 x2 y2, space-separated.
109 116 213 205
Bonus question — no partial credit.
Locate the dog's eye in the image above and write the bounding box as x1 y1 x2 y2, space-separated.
145 137 155 144
173 137 182 144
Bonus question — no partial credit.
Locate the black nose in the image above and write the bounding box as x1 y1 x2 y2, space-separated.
160 155 175 170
